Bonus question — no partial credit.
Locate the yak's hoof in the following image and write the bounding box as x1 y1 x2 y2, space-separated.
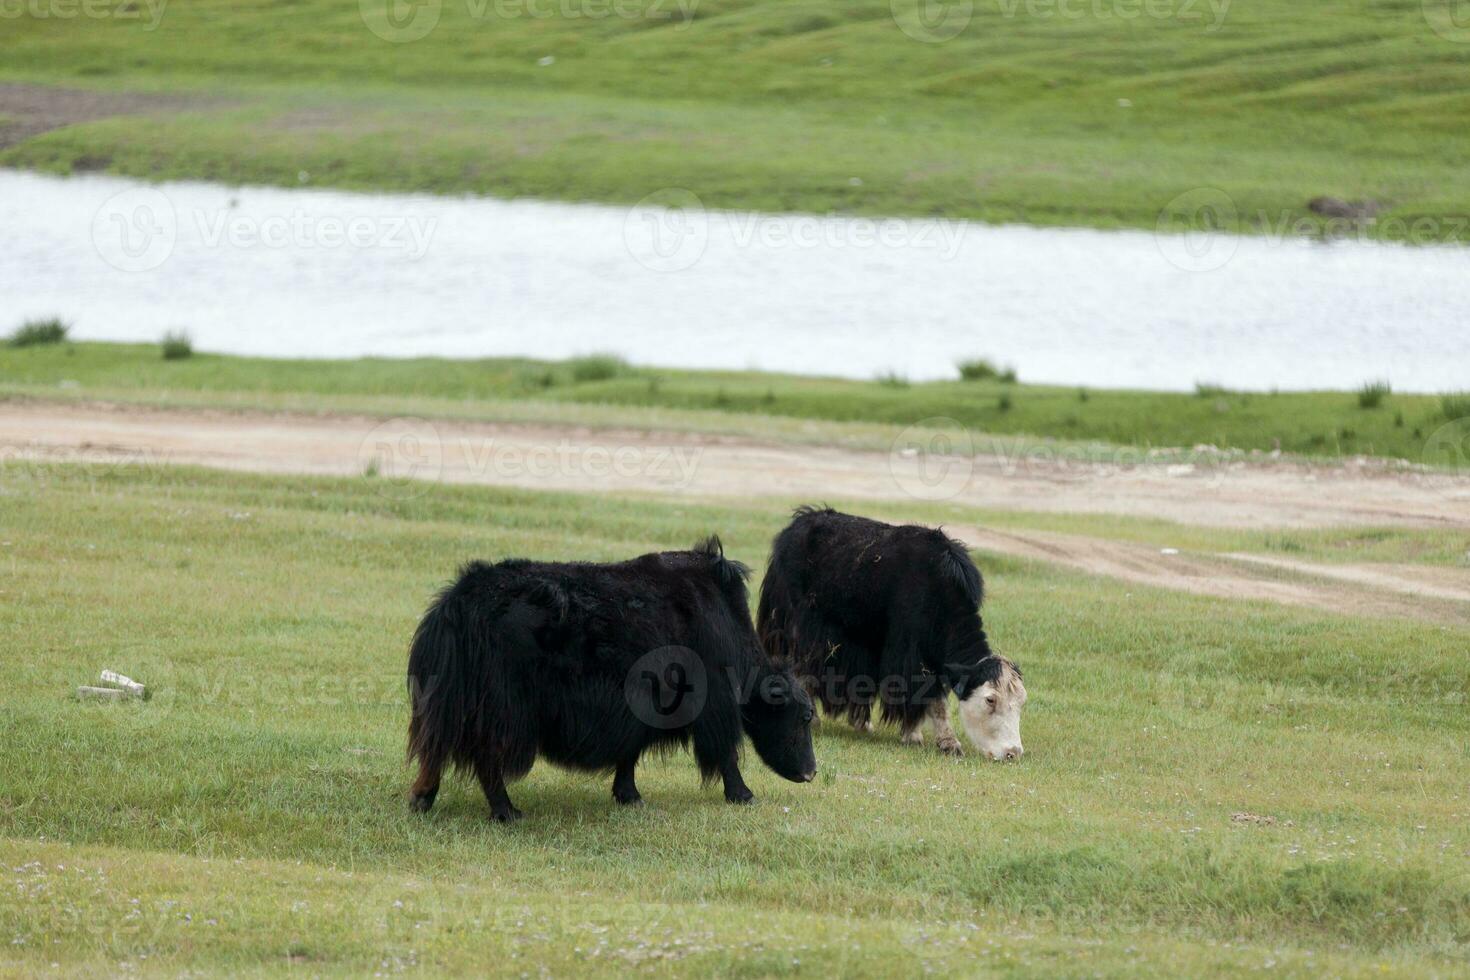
491 805 524 823
901 731 924 747
614 790 644 806
725 787 755 805
938 740 964 758
409 791 436 814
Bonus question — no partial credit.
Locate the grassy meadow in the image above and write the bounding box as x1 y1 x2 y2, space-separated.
2 0 1470 237
0 462 1467 975
5 340 1468 465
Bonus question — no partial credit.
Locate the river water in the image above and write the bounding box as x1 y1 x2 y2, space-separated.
3 170 1465 391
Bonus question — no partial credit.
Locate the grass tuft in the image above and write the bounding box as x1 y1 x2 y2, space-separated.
1357 381 1390 409
876 371 910 388
958 358 1017 383
161 330 194 360
1442 393 1470 420
568 353 629 383
8 317 69 347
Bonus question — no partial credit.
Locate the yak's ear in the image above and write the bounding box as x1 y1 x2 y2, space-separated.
695 534 751 586
522 578 570 625
946 657 1003 700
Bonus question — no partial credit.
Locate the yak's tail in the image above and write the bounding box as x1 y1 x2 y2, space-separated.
406 566 487 775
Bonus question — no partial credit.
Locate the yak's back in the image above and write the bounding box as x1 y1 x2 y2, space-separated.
438 538 754 667
774 507 982 609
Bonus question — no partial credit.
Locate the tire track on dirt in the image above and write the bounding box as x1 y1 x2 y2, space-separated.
2 400 1467 624
947 526 1469 626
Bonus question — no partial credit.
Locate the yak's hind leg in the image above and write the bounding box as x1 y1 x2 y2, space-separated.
929 699 964 756
612 756 643 806
408 754 443 813
476 758 523 823
849 701 874 734
899 716 924 746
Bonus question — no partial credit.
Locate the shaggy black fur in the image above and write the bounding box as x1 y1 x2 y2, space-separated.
757 507 1006 730
407 537 817 821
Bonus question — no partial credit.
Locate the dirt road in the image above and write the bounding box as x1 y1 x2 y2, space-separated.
4 400 1467 622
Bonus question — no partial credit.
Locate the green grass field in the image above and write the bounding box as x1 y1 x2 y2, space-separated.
0 462 1467 975
5 341 1468 465
3 0 1470 237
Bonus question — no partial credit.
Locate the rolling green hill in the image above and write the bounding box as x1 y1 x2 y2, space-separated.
3 0 1468 235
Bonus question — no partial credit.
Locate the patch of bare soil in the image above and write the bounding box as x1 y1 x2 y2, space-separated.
1 400 1467 624
0 83 220 152
947 526 1470 627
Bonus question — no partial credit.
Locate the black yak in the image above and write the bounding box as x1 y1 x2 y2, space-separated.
407 537 817 821
757 507 1026 761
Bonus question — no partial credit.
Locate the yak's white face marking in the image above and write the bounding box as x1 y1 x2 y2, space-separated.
958 663 1026 761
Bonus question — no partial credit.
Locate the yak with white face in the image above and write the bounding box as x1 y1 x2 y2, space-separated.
954 658 1026 761
757 507 1027 761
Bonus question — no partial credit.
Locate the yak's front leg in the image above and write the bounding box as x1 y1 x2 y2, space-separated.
612 757 643 806
929 699 964 756
720 749 754 805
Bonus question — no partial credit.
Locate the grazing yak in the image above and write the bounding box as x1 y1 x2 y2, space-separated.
407 537 817 821
757 507 1026 761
